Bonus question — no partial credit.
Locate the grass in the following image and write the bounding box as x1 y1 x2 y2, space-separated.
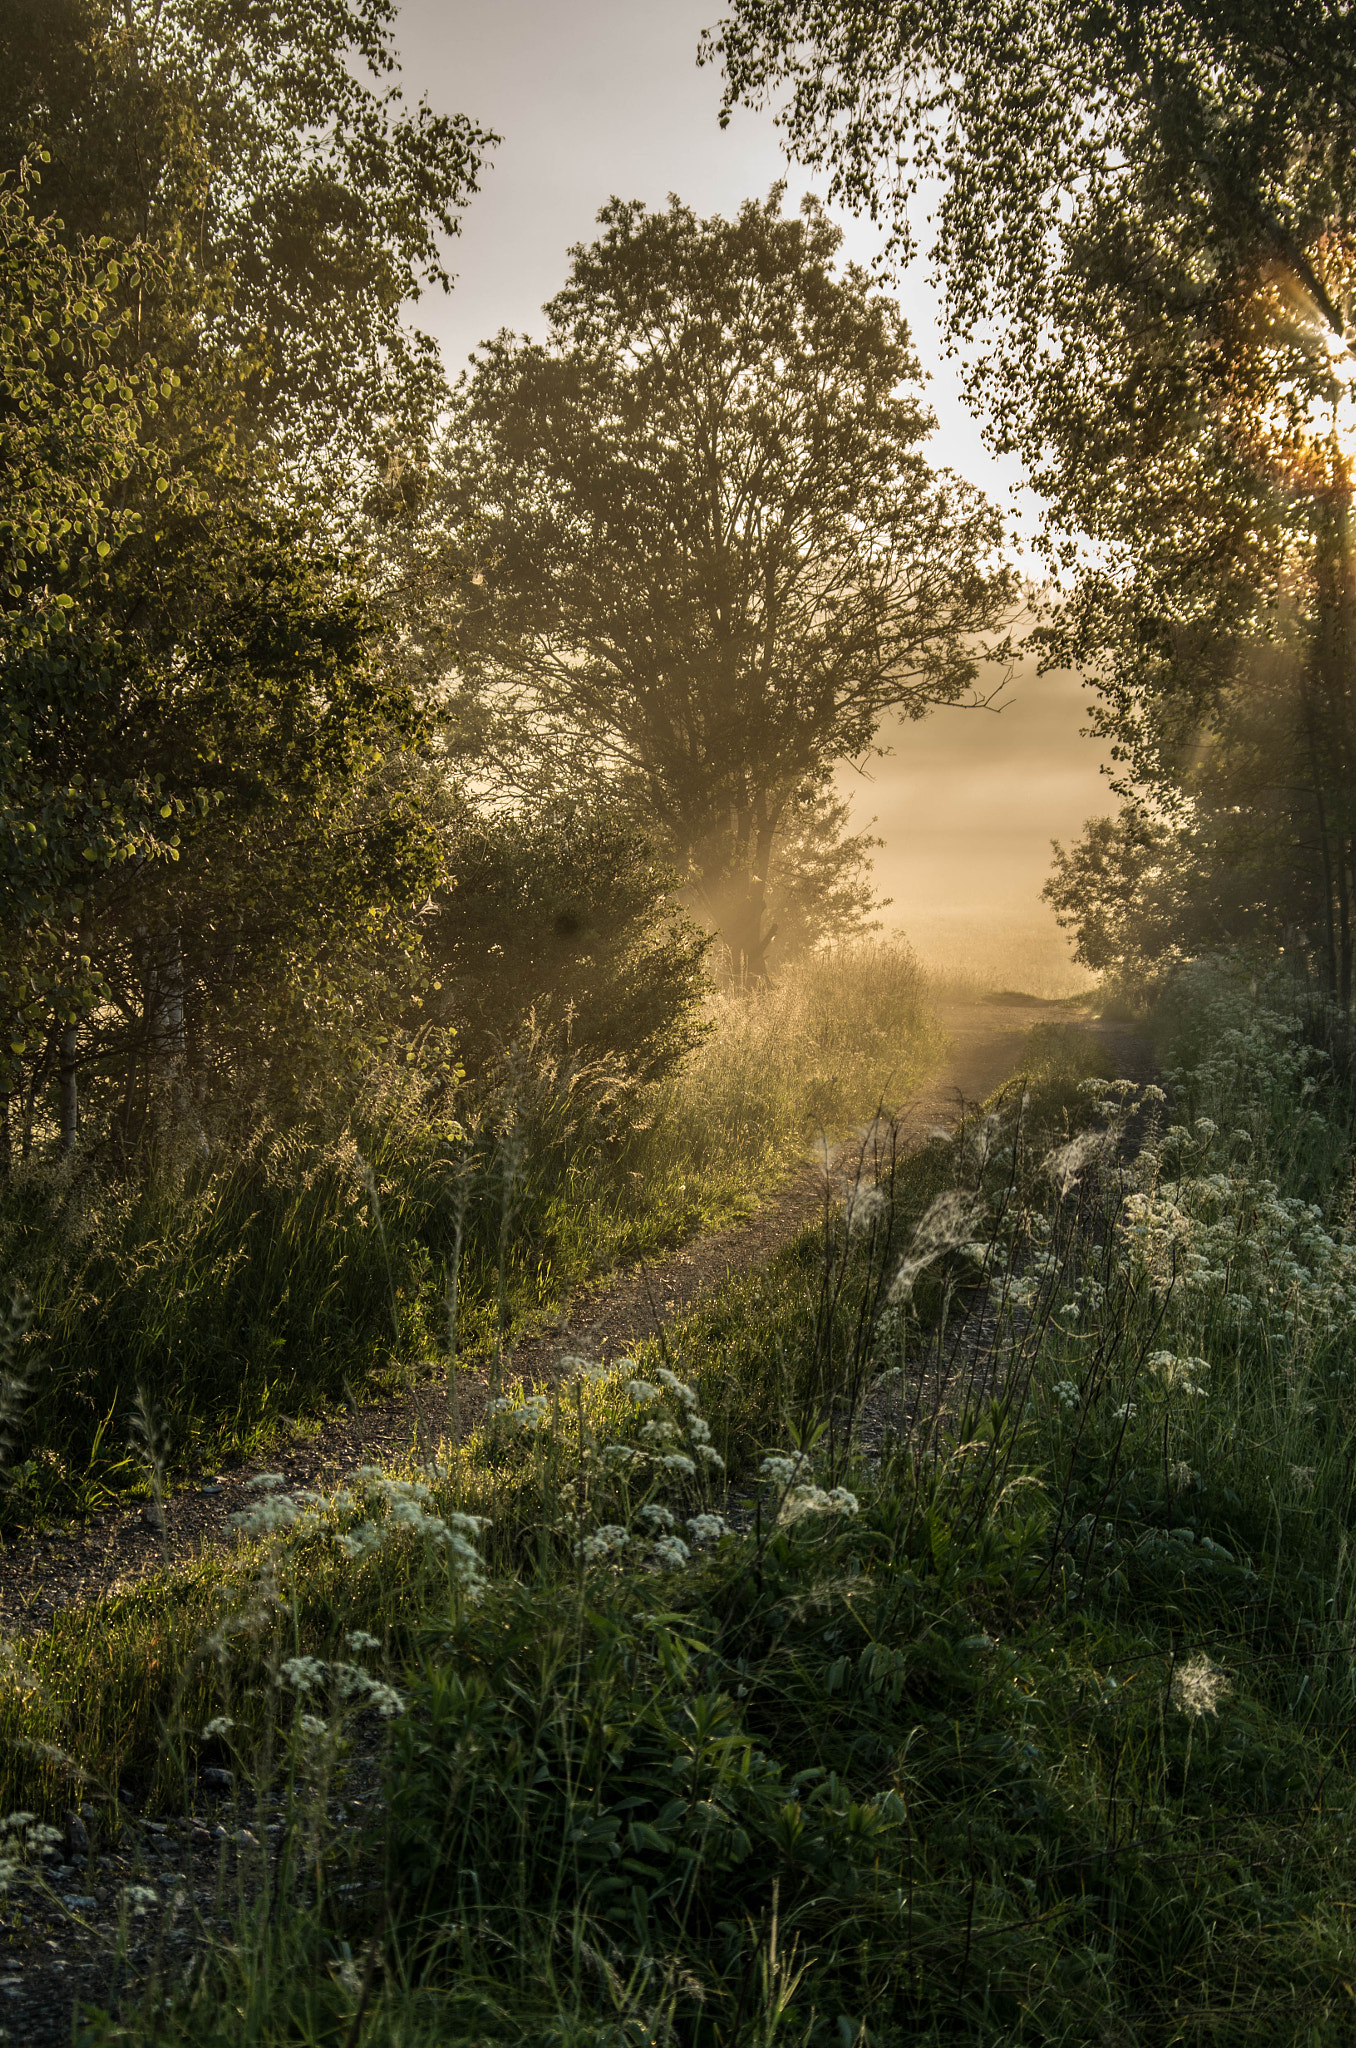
3 955 1356 2040
0 941 940 1533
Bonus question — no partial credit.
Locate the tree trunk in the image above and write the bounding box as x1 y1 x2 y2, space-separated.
59 1021 79 1155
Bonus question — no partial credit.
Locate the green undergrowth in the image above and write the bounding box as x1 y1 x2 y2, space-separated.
0 943 940 1534
6 962 1356 2041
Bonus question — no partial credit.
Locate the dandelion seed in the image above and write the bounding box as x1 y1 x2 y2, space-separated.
1171 1653 1230 1721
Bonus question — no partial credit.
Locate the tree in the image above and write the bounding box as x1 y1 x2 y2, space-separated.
0 0 496 503
0 164 178 1157
435 190 1013 979
711 4 1356 989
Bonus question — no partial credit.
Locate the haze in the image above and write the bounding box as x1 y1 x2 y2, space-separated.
396 0 1108 989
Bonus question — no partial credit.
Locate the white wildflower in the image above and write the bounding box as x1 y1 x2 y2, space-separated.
638 1503 675 1533
1168 1461 1194 1490
201 1716 235 1740
695 1444 725 1468
577 1524 630 1564
1290 1465 1316 1493
1171 1653 1230 1722
660 1453 696 1476
298 1714 329 1739
335 1522 383 1560
760 1453 810 1487
627 1380 660 1404
655 1367 698 1406
1052 1380 1081 1412
650 1534 691 1570
779 1485 859 1526
346 1630 381 1655
686 1513 730 1545
278 1656 327 1695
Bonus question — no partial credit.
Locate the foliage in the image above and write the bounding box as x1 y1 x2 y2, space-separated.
434 188 1013 976
0 166 179 1116
711 3 1356 998
419 792 711 1093
0 0 495 494
5 961 1356 2043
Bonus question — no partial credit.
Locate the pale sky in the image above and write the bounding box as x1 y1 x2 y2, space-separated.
394 0 1109 986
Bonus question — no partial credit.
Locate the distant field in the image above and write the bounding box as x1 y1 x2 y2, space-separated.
895 906 1098 999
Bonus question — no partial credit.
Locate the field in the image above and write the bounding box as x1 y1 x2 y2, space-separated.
2 950 1356 2043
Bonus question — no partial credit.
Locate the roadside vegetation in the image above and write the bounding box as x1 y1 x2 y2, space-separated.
5 952 1356 2043
0 940 937 1533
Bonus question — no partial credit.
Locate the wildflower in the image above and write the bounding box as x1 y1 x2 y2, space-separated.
298 1714 329 1739
1148 1351 1210 1397
1113 1402 1137 1423
1168 1460 1194 1490
365 1681 406 1717
655 1367 698 1406
278 1656 327 1695
201 1715 235 1740
335 1522 382 1560
638 1503 675 1533
1290 1465 1316 1492
660 1453 696 1476
650 1534 691 1570
641 1417 679 1445
760 1453 810 1487
695 1444 725 1468
346 1630 381 1655
780 1485 859 1526
246 1472 287 1492
577 1524 630 1564
1052 1380 1081 1412
686 1513 730 1545
627 1379 660 1404
1171 1653 1230 1721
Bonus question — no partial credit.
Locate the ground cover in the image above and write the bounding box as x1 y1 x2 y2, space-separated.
4 951 1356 2043
0 943 939 1536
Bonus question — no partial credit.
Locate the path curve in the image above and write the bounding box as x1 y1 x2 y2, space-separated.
0 998 1149 1628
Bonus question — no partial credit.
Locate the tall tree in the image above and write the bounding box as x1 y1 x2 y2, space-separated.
435 191 1012 978
711 3 1356 989
0 0 496 503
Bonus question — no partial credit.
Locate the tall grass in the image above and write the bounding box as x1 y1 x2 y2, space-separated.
4 951 1356 2042
0 941 939 1529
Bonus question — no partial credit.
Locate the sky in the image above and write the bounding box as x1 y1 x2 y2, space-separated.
393 0 1110 987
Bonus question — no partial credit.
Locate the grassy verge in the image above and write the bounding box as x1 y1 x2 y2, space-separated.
0 941 940 1531
9 951 1356 2041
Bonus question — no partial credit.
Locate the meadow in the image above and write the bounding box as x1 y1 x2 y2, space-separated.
3 948 1355 2043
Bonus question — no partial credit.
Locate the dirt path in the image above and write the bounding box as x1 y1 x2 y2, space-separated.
0 998 1150 1628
